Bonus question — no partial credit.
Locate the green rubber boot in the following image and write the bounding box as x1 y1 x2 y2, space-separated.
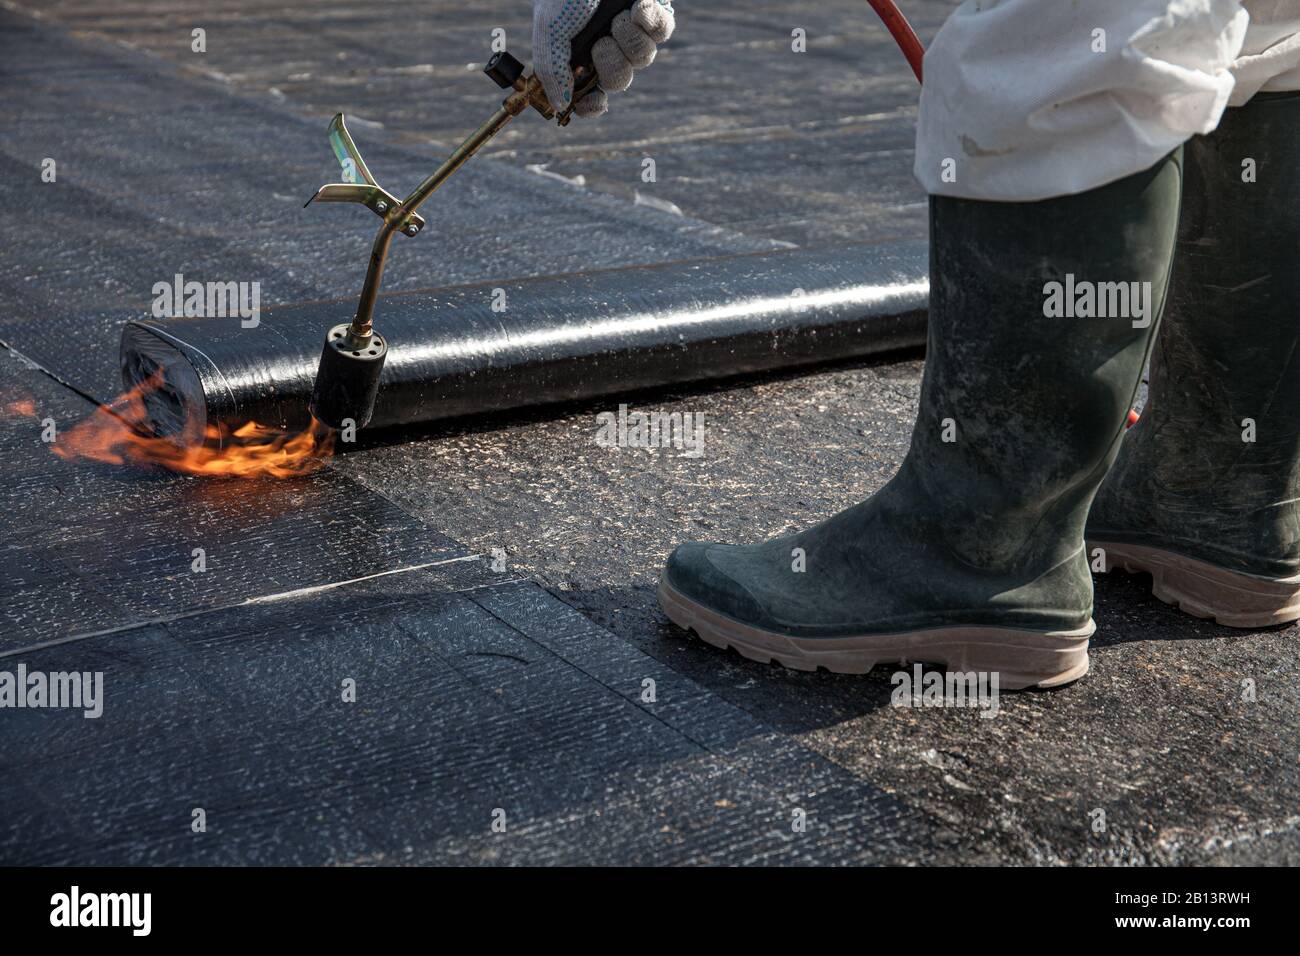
1087 92 1300 628
658 152 1183 689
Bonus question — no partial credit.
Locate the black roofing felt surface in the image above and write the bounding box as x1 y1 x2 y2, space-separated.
2 1 1296 866
0 2 941 865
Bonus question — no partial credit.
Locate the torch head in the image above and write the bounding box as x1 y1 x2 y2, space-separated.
308 323 387 430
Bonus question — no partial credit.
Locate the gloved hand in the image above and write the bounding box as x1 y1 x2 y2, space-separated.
532 0 675 118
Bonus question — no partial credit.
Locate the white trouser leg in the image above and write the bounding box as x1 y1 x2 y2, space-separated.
913 0 1257 200
1232 0 1300 102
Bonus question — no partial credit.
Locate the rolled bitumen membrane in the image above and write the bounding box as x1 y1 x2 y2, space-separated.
120 241 928 445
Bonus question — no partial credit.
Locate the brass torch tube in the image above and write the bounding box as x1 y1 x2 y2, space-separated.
347 100 521 342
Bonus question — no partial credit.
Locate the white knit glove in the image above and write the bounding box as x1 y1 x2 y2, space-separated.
533 0 676 118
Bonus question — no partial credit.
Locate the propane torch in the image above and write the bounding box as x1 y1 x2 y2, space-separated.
304 0 639 431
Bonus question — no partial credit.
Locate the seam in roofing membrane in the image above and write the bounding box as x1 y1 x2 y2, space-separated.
0 556 511 660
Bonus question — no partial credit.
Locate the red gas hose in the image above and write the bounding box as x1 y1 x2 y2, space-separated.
866 0 925 84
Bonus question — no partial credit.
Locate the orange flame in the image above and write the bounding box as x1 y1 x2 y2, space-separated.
1 396 37 420
49 371 334 479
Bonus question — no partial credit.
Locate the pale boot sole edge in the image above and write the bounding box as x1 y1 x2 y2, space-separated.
657 577 1093 690
1089 539 1300 628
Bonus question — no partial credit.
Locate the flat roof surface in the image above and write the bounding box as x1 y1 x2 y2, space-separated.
1 0 1296 865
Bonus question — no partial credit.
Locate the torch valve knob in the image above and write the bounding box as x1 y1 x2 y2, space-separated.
484 51 525 89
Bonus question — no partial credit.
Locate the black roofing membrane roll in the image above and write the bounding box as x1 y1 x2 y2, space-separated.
120 242 928 446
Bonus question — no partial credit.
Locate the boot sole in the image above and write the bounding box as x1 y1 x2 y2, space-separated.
1089 540 1300 628
657 577 1093 690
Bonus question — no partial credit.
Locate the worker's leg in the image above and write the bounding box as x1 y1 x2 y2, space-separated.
655 2 1253 683
1087 92 1300 624
658 151 1182 688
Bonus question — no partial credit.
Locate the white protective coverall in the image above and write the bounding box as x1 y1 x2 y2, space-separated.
914 0 1300 200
